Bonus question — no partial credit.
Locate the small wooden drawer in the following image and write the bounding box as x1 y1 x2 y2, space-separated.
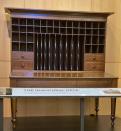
12 61 33 70
84 53 104 62
12 51 34 60
84 62 104 71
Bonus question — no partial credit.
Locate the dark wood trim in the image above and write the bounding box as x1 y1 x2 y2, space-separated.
5 8 113 18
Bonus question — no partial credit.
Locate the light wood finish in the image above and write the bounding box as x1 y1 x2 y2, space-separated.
91 0 114 12
0 79 10 87
2 0 115 12
24 0 92 11
2 0 25 8
0 61 10 78
105 63 120 77
0 13 11 61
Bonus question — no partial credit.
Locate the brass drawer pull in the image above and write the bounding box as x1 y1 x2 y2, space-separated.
92 66 96 69
92 57 96 61
21 55 25 59
21 63 25 68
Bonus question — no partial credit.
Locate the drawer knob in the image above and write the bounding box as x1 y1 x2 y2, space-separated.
92 66 96 69
21 63 25 68
93 57 96 61
21 55 25 59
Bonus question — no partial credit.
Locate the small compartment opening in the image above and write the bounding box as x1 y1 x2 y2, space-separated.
47 20 53 27
34 19 40 26
20 43 26 51
99 29 105 35
67 21 72 27
47 27 53 33
73 21 79 27
67 28 72 34
93 22 99 28
27 26 33 32
80 29 85 34
54 20 59 27
79 36 84 43
41 19 47 26
98 45 104 53
20 26 26 32
85 45 91 53
12 33 19 41
12 42 19 51
92 36 98 44
54 28 59 33
99 36 105 44
92 45 98 53
93 29 98 35
35 27 40 33
27 33 33 42
60 21 66 27
20 33 26 42
73 28 79 34
41 27 47 33
60 28 66 34
27 19 33 25
80 21 85 28
86 22 92 28
86 29 92 34
12 18 19 25
27 43 33 51
12 25 19 32
20 18 26 25
86 35 91 44
99 22 105 28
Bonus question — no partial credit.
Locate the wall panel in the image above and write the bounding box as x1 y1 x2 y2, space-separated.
2 0 25 8
0 61 10 78
0 13 11 61
91 0 114 12
105 63 119 77
0 78 10 87
24 0 92 11
106 21 121 63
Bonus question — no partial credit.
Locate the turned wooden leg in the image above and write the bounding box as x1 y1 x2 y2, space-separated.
0 98 3 131
95 97 99 116
111 97 116 127
11 98 17 128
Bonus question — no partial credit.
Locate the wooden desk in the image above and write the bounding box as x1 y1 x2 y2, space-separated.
10 70 118 126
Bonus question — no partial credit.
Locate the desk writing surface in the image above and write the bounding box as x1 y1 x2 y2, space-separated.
10 70 117 79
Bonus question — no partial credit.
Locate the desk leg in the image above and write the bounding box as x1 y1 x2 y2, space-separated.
80 98 84 131
95 97 99 116
11 98 17 128
0 98 3 131
111 97 116 127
